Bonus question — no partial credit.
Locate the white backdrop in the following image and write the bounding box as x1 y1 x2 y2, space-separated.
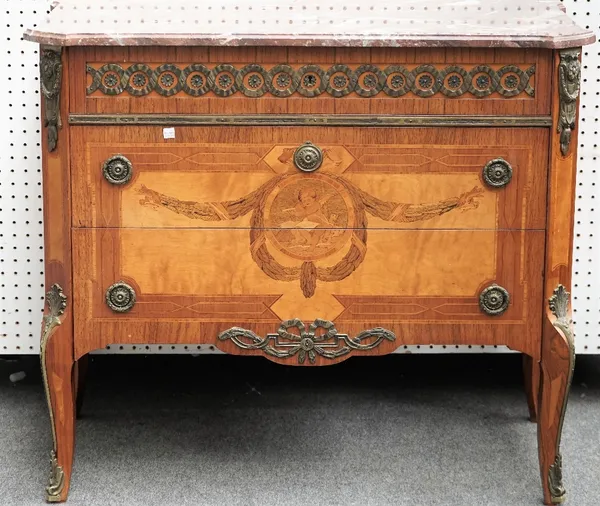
0 0 598 355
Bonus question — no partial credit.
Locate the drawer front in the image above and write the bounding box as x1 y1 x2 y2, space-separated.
73 228 544 362
72 126 548 231
70 47 552 116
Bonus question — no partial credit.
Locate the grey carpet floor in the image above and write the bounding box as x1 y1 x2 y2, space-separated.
0 353 599 506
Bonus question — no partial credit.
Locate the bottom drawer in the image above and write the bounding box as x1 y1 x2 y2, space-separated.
73 228 544 364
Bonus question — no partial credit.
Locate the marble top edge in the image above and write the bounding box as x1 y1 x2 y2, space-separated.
23 0 596 49
23 30 596 50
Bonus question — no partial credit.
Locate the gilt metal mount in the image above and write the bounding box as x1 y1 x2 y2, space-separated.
105 282 136 313
103 155 133 185
294 142 323 173
557 49 581 156
219 319 395 364
547 284 575 505
482 158 513 188
87 62 536 99
479 285 510 316
40 46 63 152
40 284 67 502
548 454 566 504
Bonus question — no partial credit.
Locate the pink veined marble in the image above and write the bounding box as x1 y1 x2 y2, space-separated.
24 0 595 48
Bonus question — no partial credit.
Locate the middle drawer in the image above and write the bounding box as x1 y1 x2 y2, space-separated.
72 126 548 230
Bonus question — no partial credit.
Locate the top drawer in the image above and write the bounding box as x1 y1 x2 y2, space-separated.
69 47 552 117
72 126 548 231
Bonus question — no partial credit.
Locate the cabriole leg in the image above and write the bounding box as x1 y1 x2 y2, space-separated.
74 355 89 419
41 284 76 503
538 285 575 505
523 354 540 422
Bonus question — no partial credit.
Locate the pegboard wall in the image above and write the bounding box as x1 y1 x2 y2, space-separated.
0 0 598 355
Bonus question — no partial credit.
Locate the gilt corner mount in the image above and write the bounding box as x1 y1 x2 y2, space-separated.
40 46 63 152
558 49 582 157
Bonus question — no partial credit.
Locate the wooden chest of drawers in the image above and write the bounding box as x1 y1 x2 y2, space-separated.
25 0 595 503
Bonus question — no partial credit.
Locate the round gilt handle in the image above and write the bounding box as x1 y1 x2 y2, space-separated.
294 141 323 172
105 281 136 313
482 158 513 188
103 154 133 185
479 284 510 316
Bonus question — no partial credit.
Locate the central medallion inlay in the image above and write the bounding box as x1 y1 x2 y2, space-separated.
264 174 354 262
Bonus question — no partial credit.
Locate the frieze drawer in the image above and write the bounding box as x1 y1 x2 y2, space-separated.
72 126 548 231
70 47 552 117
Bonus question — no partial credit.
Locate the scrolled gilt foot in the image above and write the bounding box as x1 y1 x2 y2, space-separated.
548 454 566 504
46 450 66 502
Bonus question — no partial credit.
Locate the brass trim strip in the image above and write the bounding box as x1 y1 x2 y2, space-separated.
69 114 552 128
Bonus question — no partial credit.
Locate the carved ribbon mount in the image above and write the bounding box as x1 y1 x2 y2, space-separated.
219 319 396 364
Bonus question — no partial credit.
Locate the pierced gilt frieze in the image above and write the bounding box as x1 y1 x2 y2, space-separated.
40 284 67 502
219 319 395 364
137 143 484 297
41 46 63 152
86 63 536 99
557 49 582 156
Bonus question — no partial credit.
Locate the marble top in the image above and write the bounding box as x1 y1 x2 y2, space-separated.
24 0 595 49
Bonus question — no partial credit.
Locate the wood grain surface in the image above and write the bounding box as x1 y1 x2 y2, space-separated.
37 42 582 505
72 227 544 361
40 47 76 503
536 49 581 506
71 126 548 231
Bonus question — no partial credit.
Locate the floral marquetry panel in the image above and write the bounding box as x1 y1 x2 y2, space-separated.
68 47 553 117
